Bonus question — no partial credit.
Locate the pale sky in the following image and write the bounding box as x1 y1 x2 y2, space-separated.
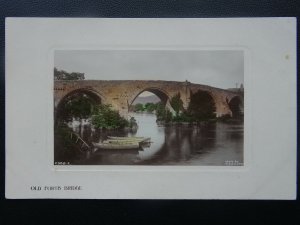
54 50 244 91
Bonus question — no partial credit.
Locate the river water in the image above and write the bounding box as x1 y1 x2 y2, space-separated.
55 113 243 166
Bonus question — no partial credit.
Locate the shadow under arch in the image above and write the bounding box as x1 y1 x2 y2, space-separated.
55 88 103 123
188 89 217 119
228 96 244 118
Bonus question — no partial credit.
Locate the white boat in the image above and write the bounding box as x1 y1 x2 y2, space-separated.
92 142 140 150
93 136 151 150
103 140 140 144
107 136 151 143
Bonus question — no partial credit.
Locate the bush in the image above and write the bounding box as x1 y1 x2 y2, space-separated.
170 93 183 116
91 104 129 129
187 90 216 121
172 113 194 123
134 103 145 112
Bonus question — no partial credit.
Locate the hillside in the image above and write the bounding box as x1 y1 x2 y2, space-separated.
132 95 161 104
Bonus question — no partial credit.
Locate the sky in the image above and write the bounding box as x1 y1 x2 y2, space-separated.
54 50 244 93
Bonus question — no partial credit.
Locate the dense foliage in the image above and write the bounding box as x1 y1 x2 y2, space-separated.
91 104 135 129
133 102 159 113
59 93 96 121
134 103 145 112
54 124 83 162
169 93 183 116
156 102 173 122
187 90 216 121
156 90 216 123
58 88 217 131
54 67 85 80
59 95 136 130
144 102 158 112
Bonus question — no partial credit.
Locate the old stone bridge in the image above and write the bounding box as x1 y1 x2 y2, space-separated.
54 80 243 118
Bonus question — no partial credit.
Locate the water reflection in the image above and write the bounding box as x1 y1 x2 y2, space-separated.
54 113 243 166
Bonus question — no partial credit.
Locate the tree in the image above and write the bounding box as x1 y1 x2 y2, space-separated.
54 67 85 80
59 93 96 121
187 90 216 121
134 103 145 112
165 109 173 123
155 103 172 123
170 93 183 116
91 104 128 129
144 102 157 113
54 67 61 80
156 102 166 121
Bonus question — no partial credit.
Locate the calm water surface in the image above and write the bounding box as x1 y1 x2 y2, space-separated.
55 113 243 166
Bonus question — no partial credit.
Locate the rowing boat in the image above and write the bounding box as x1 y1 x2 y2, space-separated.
92 142 140 150
103 140 140 144
93 136 151 150
107 136 151 143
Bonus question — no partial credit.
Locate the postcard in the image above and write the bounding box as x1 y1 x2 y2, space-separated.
5 18 296 199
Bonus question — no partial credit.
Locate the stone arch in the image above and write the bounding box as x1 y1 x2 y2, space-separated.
129 87 171 106
128 87 177 114
55 88 104 121
189 89 217 112
228 95 244 118
188 89 218 117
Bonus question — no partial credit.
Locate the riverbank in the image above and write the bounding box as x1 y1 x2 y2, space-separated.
156 118 243 127
54 112 244 165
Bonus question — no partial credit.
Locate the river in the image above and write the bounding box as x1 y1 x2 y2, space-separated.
55 113 244 166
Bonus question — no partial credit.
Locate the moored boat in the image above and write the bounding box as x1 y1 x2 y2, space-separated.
103 140 140 144
107 136 151 143
92 142 140 150
93 136 151 150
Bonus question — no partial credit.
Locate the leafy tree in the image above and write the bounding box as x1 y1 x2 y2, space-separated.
187 90 216 121
144 102 157 113
134 103 145 112
91 104 128 129
170 93 183 116
54 67 60 79
59 93 96 121
54 67 85 80
155 103 172 122
154 91 217 123
156 102 166 121
172 112 193 123
165 109 173 123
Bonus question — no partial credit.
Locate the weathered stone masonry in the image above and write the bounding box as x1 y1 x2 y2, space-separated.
54 80 243 118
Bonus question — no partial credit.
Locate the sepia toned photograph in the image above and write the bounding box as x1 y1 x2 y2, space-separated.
54 50 244 166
